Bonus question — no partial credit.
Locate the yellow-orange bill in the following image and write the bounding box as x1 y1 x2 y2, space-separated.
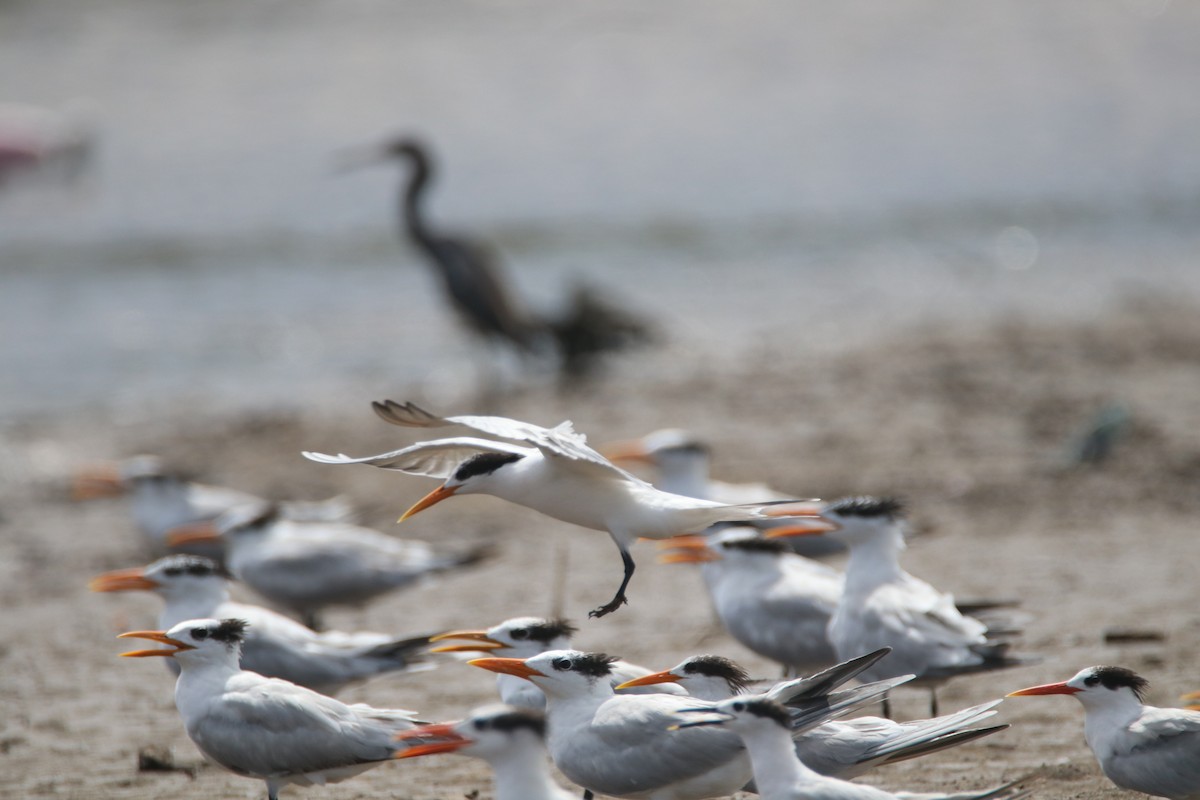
117 630 195 658
427 630 505 654
71 465 125 501
764 520 840 538
1007 681 1080 697
88 567 158 593
467 657 543 679
399 484 459 523
615 670 680 690
165 522 221 548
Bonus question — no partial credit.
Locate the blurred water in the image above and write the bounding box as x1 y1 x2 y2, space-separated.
1 1 1197 420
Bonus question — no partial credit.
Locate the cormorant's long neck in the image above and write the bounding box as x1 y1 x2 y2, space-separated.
401 155 435 247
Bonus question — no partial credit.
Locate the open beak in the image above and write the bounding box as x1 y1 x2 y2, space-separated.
89 567 159 593
655 535 719 564
467 657 545 680
117 630 195 658
393 722 471 758
1182 690 1200 710
616 669 682 691
399 484 459 523
763 517 842 538
1007 681 1081 697
165 522 221 548
427 630 506 654
71 464 125 501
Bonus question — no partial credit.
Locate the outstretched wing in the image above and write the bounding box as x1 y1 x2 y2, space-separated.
303 437 531 480
372 399 645 481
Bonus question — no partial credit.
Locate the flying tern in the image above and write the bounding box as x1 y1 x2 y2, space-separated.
769 496 1037 714
394 704 577 800
603 428 845 557
91 554 435 694
117 617 419 800
670 696 1032 800
619 654 1008 779
303 400 825 617
659 526 841 674
428 615 684 708
1009 666 1200 800
467 648 902 799
73 455 354 557
166 500 490 628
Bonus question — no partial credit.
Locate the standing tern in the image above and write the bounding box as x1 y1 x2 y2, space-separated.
467 648 903 800
670 696 1032 800
303 400 825 617
1008 666 1200 800
603 428 845 558
91 554 436 694
394 704 576 800
427 615 684 708
166 500 491 628
117 617 419 800
769 496 1037 715
619 654 1008 779
73 455 354 557
659 526 841 674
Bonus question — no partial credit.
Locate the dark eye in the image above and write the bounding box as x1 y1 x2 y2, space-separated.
552 658 571 671
1084 676 1100 687
192 628 209 640
164 568 180 577
732 701 745 712
511 629 529 641
473 719 487 731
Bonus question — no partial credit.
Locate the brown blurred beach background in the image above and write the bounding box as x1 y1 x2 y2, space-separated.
1 2 1198 798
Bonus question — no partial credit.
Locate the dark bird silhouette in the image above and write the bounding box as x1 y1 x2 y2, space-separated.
352 136 654 383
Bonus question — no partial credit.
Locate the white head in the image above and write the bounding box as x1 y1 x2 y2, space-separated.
603 429 711 495
617 654 752 699
399 452 527 522
1008 666 1151 711
71 455 175 500
165 502 280 551
470 649 619 700
90 554 230 604
430 616 577 659
119 617 248 670
395 704 548 764
766 496 906 550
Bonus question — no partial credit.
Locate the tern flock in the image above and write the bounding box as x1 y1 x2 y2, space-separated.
79 401 1199 800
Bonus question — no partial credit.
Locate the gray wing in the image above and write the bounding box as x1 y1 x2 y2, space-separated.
187 677 410 777
372 399 639 477
303 437 531 479
1105 707 1200 799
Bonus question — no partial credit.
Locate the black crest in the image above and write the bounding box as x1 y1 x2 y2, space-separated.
738 698 791 728
477 707 546 738
552 652 617 678
681 656 751 693
210 618 249 645
827 496 905 519
156 554 231 580
721 537 788 555
454 452 524 482
658 441 710 458
521 618 578 643
1087 666 1149 701
223 501 281 533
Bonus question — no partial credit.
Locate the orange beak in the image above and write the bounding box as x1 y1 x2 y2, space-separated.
71 464 126 501
759 502 832 521
427 630 506 654
467 657 544 680
599 440 655 465
1182 690 1200 710
763 518 842 538
399 484 459 523
615 669 682 690
165 522 221 548
117 630 195 658
393 722 470 758
657 548 719 565
1007 681 1081 697
89 567 160 593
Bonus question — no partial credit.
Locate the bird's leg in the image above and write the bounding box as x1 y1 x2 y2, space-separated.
928 687 939 717
582 791 595 800
589 547 635 618
881 693 892 720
